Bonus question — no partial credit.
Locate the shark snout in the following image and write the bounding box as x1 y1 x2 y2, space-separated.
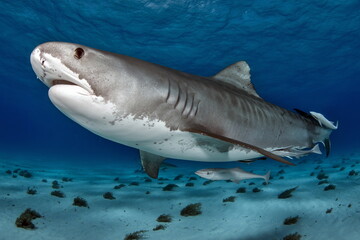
30 47 47 85
30 43 94 94
195 170 204 176
195 169 214 180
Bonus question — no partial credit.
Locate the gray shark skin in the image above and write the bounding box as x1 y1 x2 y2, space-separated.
30 42 337 178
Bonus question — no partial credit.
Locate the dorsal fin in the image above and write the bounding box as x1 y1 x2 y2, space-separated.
294 108 313 119
212 61 261 98
294 108 319 125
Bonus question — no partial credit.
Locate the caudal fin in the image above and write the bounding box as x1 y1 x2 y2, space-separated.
309 111 338 157
263 170 271 184
324 138 331 157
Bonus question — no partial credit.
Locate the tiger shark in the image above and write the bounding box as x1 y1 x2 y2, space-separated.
30 42 337 178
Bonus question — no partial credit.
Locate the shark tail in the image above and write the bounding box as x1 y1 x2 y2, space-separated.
264 170 271 184
309 111 338 157
323 138 331 157
296 109 338 157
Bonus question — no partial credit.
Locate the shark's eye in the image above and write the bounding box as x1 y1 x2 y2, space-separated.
74 48 84 59
207 172 210 175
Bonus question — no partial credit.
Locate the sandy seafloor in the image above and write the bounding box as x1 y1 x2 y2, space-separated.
1 153 360 240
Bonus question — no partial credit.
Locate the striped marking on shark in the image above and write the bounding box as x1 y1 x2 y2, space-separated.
30 42 338 178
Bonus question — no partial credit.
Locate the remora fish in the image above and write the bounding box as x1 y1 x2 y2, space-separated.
30 42 338 178
195 168 271 184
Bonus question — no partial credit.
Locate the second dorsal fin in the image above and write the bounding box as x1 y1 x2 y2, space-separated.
212 61 261 98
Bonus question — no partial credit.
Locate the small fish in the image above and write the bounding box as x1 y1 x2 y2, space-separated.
195 167 271 184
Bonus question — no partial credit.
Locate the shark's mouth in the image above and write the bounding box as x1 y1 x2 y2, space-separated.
52 79 77 86
49 78 93 95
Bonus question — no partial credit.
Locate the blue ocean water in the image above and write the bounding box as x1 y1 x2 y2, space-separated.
0 1 360 239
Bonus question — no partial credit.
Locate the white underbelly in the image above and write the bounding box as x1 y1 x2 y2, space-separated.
49 87 261 162
87 113 262 162
139 132 262 162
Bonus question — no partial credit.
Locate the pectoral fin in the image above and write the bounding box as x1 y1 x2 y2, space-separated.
184 128 295 166
139 150 166 179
